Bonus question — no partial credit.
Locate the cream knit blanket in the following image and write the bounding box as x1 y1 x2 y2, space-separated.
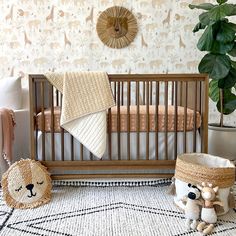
44 72 115 158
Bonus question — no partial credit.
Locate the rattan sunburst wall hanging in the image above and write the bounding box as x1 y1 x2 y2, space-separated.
96 6 138 49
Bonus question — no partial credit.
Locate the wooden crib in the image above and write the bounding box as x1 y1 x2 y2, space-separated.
29 74 209 179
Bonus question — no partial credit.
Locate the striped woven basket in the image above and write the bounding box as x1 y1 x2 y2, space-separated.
174 153 235 215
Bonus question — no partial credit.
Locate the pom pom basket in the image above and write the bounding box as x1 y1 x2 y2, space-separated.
174 153 235 215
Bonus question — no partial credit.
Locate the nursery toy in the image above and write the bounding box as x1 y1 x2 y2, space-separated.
197 182 224 235
1 159 52 209
182 183 202 230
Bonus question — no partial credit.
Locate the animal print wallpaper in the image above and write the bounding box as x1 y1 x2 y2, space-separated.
0 0 235 125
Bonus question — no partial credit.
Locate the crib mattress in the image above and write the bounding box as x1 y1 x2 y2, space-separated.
36 105 201 133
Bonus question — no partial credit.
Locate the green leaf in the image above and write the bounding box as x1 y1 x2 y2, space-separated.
198 53 231 79
218 68 236 89
193 22 207 33
189 3 215 10
231 61 236 69
209 4 235 21
225 99 236 111
217 0 228 4
217 90 236 114
209 79 219 102
227 5 236 16
228 43 236 57
199 12 211 25
211 40 234 54
216 22 236 43
197 25 214 51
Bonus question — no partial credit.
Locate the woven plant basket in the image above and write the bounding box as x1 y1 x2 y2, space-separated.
174 153 235 215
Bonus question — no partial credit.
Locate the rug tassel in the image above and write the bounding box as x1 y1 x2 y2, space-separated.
167 177 176 195
228 188 235 209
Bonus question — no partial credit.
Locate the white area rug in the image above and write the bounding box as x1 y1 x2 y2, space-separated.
0 179 235 236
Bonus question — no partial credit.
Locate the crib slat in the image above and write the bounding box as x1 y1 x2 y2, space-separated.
180 81 183 106
150 82 153 105
60 92 63 107
71 136 74 161
117 82 121 160
80 144 84 161
136 81 140 160
49 85 55 161
174 81 178 159
146 81 150 160
203 79 209 153
114 82 117 101
108 107 112 160
127 81 131 160
171 81 174 105
164 82 168 160
56 90 59 106
90 152 93 160
40 82 45 161
183 82 188 153
34 81 38 160
121 82 124 105
155 81 159 160
200 81 203 152
60 127 64 161
193 81 197 152
143 81 145 105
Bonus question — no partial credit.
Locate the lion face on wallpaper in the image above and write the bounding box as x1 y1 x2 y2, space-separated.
106 16 128 38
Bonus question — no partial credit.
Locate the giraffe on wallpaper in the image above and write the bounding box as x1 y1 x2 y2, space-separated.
46 6 55 22
179 35 186 48
162 9 171 26
5 4 14 21
24 31 32 46
86 7 94 24
64 32 71 47
141 34 148 47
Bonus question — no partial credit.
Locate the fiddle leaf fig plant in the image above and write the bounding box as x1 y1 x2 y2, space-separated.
190 0 236 127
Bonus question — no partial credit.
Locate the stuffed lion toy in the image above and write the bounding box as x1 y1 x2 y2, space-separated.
1 159 52 209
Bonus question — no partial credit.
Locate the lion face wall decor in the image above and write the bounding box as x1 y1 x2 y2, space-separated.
1 159 52 209
96 6 138 49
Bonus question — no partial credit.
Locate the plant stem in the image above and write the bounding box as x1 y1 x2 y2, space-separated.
220 89 223 127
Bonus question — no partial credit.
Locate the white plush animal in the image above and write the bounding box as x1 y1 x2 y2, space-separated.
182 183 202 230
197 182 224 235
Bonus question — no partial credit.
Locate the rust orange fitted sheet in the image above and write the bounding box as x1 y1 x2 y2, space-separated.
36 105 201 133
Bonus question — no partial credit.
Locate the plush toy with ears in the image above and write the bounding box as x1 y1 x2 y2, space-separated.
1 159 52 209
181 183 202 230
197 182 224 235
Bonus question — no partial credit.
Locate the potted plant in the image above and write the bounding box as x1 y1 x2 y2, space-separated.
189 0 236 160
